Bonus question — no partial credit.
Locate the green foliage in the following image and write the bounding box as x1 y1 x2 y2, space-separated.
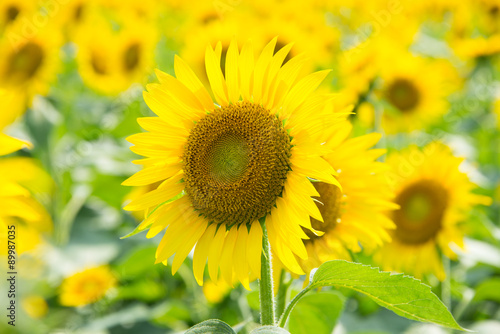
279 260 465 331
288 291 344 334
474 278 500 303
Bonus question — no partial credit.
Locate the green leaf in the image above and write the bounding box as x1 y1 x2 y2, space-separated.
186 319 236 334
250 326 291 334
473 278 500 303
288 291 344 334
307 260 465 331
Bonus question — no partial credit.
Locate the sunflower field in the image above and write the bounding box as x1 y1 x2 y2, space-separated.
1 0 500 333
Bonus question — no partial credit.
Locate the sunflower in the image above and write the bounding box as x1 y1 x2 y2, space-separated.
374 143 491 280
179 13 253 87
295 123 398 275
22 295 48 319
123 38 349 288
59 266 116 307
75 15 158 95
0 20 62 110
0 0 37 32
449 0 500 58
376 51 459 134
21 295 49 319
0 130 53 256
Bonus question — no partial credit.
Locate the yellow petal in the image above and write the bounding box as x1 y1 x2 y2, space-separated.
193 224 218 285
239 40 255 101
174 55 214 111
205 43 229 106
225 39 240 104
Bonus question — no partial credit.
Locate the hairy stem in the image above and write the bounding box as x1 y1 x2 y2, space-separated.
259 221 275 325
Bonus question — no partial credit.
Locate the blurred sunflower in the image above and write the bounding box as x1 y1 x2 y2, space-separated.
22 295 48 319
449 0 500 58
179 13 252 86
75 16 158 95
59 266 116 307
123 38 349 288
52 0 91 40
0 21 62 110
377 52 459 133
0 134 53 255
0 0 37 32
374 143 491 280
296 124 397 275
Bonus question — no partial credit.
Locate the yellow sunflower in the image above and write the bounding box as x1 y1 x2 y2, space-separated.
59 266 116 307
0 130 53 256
449 0 500 58
123 38 350 289
75 15 158 95
22 295 48 319
0 20 62 110
374 143 491 280
376 51 459 134
0 0 37 32
296 123 398 275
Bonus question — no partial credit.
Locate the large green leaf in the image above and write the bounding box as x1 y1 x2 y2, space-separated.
186 319 236 334
279 260 465 331
288 291 344 334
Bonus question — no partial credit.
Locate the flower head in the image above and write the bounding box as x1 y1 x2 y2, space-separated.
375 143 491 280
123 38 350 288
59 266 116 307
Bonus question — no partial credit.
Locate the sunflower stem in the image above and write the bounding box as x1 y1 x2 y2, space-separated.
441 254 451 309
259 221 275 325
275 269 291 322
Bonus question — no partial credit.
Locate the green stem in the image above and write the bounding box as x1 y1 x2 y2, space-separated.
275 269 290 322
442 255 451 309
278 287 310 327
259 221 275 325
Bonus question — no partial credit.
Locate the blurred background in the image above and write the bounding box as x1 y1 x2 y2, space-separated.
0 0 499 333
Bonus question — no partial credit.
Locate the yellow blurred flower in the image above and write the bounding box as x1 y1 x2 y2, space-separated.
296 123 397 275
22 295 48 319
75 14 158 95
376 52 459 133
59 266 116 307
0 0 37 32
0 19 62 112
374 143 491 280
203 280 232 304
0 140 53 255
449 0 500 58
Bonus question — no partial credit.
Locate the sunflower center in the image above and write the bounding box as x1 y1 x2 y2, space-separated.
184 102 292 226
6 6 19 22
91 52 107 75
209 134 250 184
304 182 343 240
74 4 83 21
123 43 140 72
5 42 44 85
393 179 448 244
386 78 420 112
